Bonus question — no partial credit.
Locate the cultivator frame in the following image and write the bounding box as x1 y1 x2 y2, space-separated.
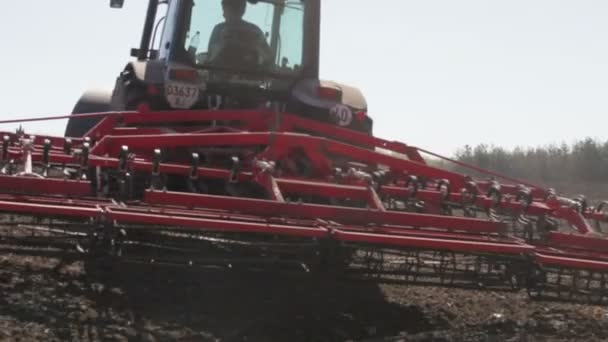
0 107 607 304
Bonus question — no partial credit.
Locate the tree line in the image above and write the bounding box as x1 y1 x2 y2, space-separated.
439 138 608 199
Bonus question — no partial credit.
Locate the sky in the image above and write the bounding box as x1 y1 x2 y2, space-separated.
0 1 607 156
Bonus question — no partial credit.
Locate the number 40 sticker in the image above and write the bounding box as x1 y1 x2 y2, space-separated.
330 104 353 126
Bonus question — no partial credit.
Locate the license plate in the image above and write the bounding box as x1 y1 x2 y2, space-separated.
165 82 200 109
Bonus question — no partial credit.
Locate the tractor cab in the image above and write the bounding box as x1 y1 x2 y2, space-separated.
65 0 372 136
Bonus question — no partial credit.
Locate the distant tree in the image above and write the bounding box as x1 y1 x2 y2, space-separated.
449 138 608 186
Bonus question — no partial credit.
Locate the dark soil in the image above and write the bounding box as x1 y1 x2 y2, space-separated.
0 248 607 341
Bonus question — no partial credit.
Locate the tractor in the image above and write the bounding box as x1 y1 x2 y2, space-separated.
65 0 372 138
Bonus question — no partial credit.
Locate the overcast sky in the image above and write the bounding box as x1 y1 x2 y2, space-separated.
1 1 607 156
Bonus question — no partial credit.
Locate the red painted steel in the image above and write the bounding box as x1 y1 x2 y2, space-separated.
0 175 91 196
277 179 368 199
144 190 507 233
334 230 534 255
358 225 520 243
0 200 102 218
106 207 328 238
536 253 608 271
548 232 608 253
553 207 595 235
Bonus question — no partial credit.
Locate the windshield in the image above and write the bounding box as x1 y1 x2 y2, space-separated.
179 0 306 76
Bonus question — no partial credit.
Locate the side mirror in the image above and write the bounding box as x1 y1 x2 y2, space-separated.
110 0 125 8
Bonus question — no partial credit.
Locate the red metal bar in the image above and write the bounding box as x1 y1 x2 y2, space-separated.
534 246 608 262
585 210 608 222
82 113 121 140
0 175 91 196
91 132 460 190
548 232 608 253
554 207 595 235
144 190 507 233
536 253 608 271
0 200 102 218
7 150 78 165
334 230 533 255
91 132 277 156
415 147 547 198
121 109 270 128
0 112 114 125
368 186 386 211
280 114 426 162
0 194 114 207
254 173 285 202
325 141 467 190
106 207 327 238
277 178 367 199
115 204 301 225
382 186 553 216
86 157 254 182
363 225 520 243
111 127 167 136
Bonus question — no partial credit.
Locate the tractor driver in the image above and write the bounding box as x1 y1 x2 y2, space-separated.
207 0 272 68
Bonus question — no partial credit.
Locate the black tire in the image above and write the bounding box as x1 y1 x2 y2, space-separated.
65 90 112 137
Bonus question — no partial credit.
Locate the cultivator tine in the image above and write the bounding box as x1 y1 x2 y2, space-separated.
592 201 608 232
187 152 203 193
150 149 165 191
116 145 133 200
64 137 73 155
460 179 479 217
79 141 90 180
225 156 241 196
119 172 133 201
406 175 419 197
41 139 51 177
515 185 533 210
436 179 453 215
0 135 12 175
229 156 240 184
18 138 34 176
119 145 129 172
1 135 9 162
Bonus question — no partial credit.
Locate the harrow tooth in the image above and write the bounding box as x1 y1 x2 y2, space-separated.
405 175 419 197
187 153 207 194
1 159 14 175
573 195 588 213
63 137 73 155
150 148 165 191
1 135 9 162
546 188 558 201
17 138 35 177
79 142 90 180
42 139 51 177
229 156 240 184
436 179 451 199
515 185 533 210
118 145 129 172
118 172 134 201
189 152 200 180
346 167 372 184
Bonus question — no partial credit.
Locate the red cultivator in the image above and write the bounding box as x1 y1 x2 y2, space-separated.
1 108 607 304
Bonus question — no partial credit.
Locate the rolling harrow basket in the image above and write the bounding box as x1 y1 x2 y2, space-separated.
1 107 607 305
